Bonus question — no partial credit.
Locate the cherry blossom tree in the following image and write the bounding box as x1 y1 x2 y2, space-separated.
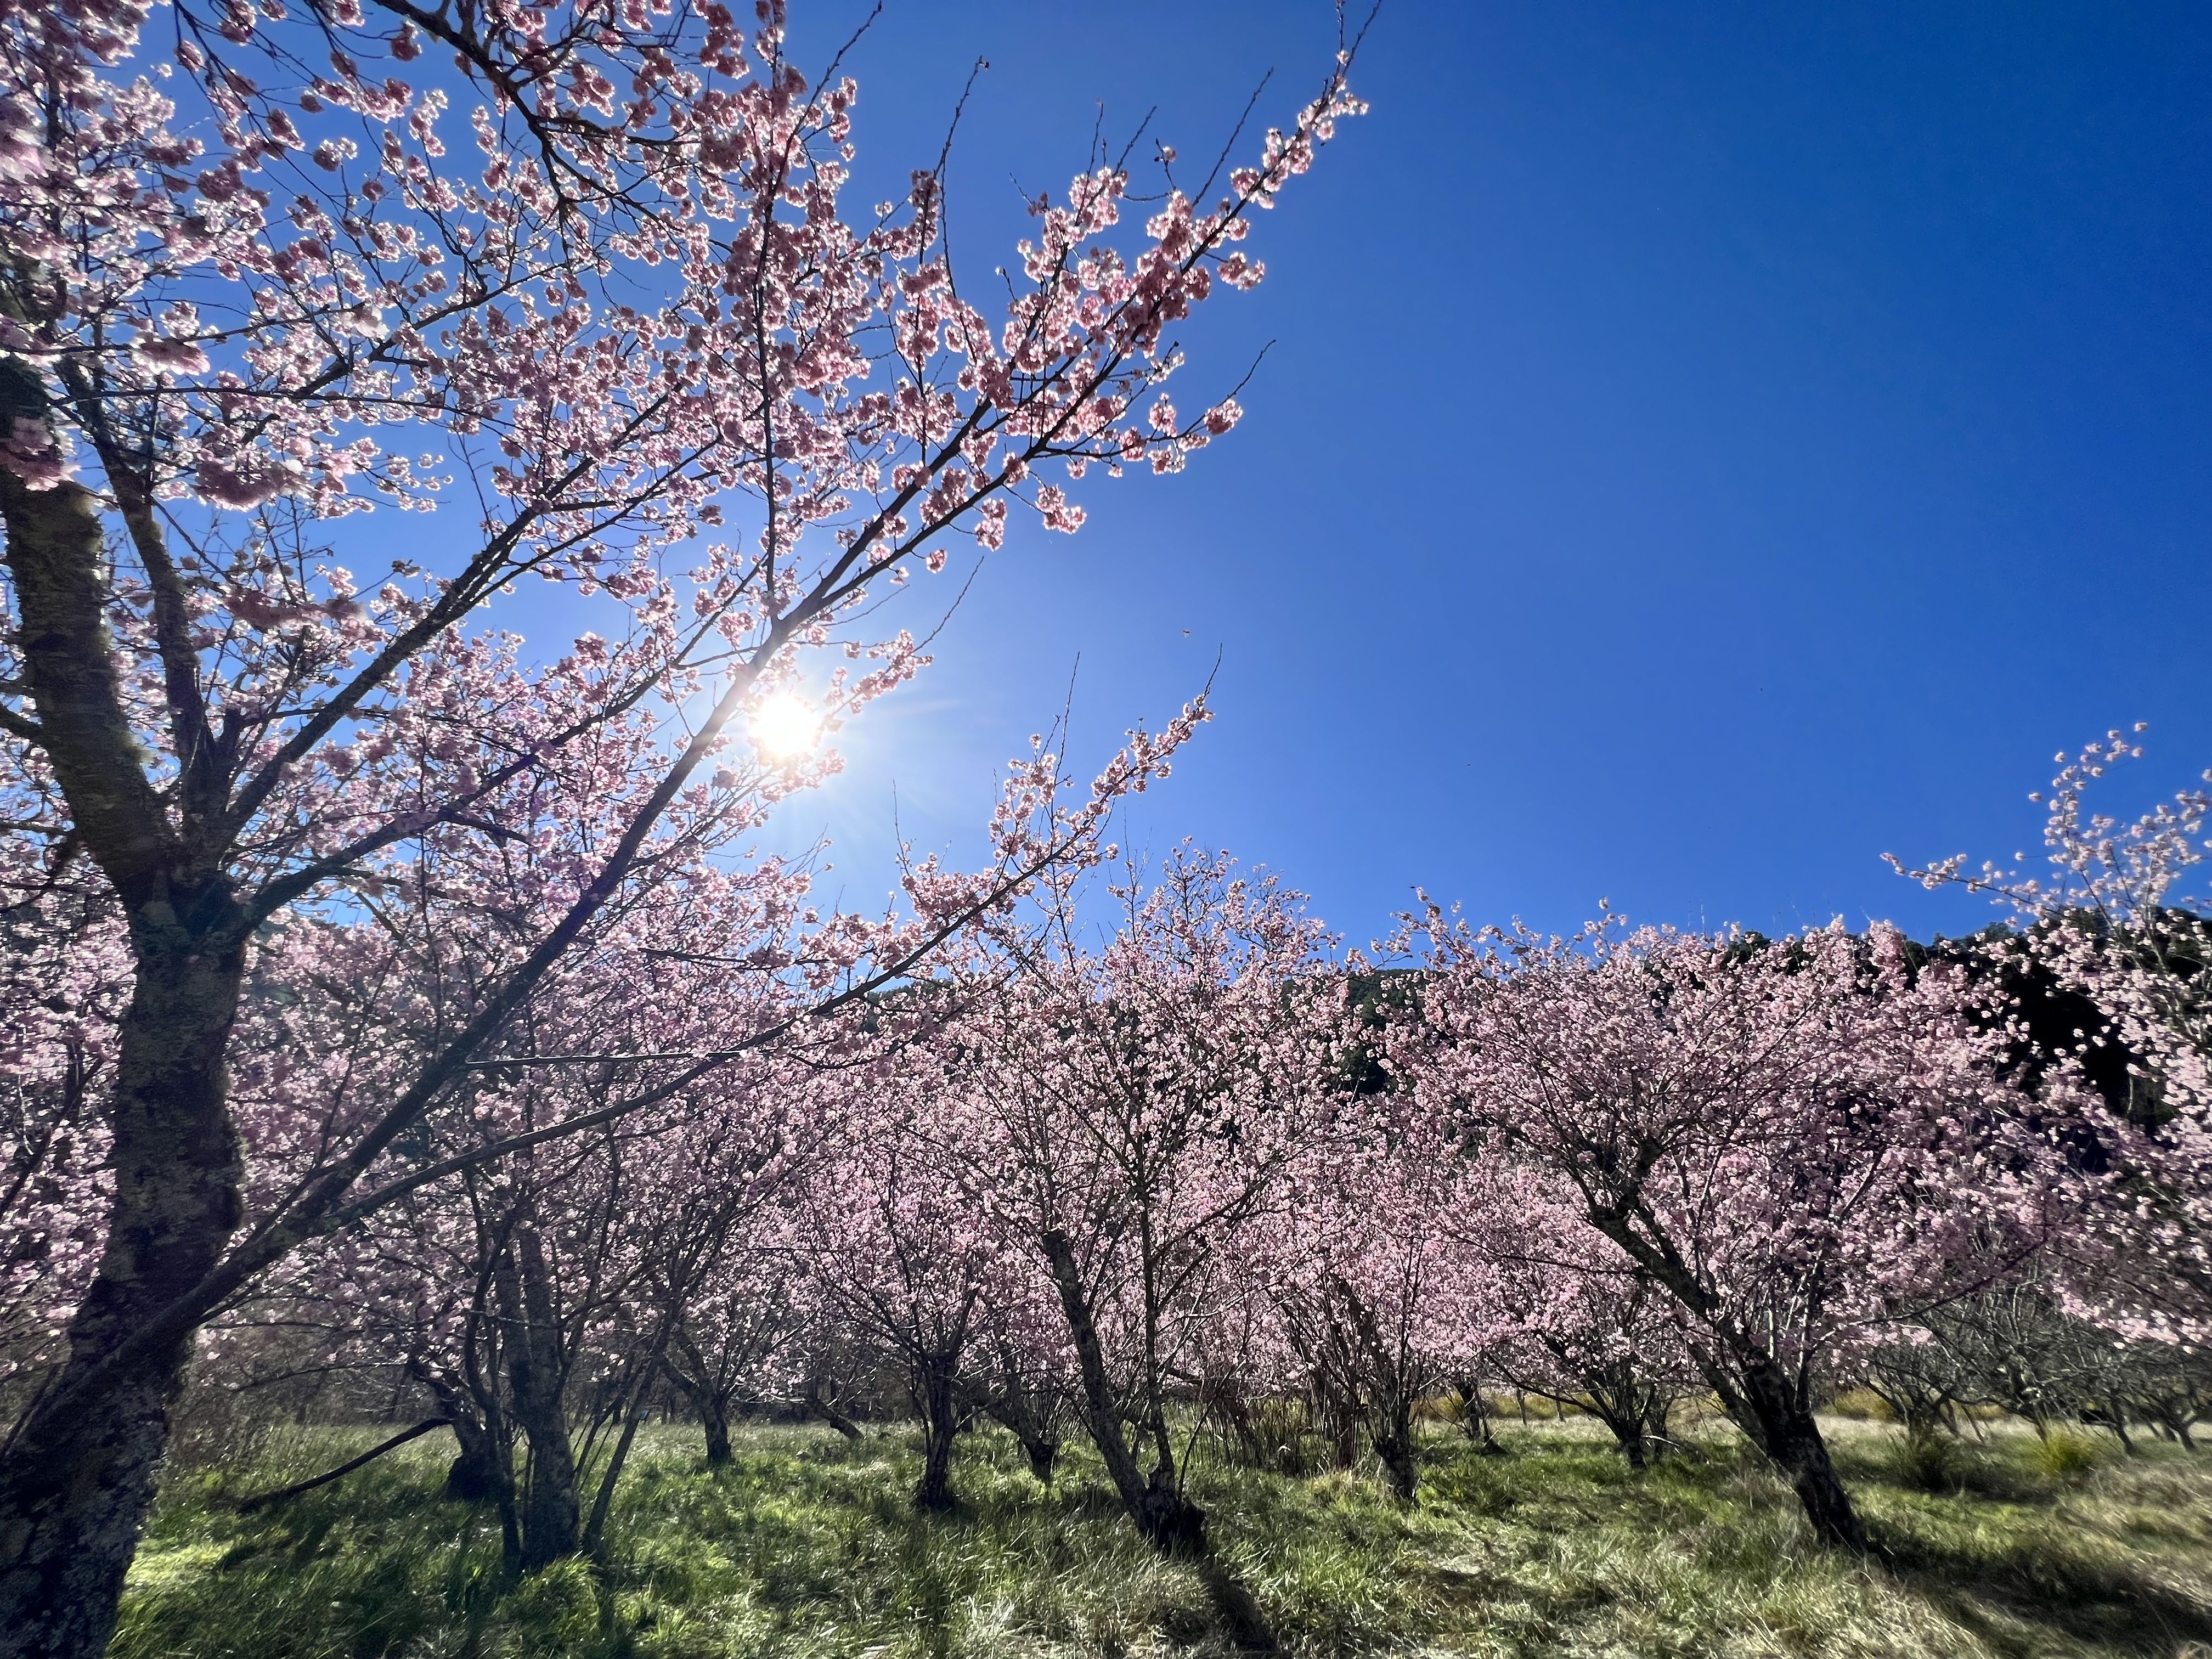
0 0 1365 1638
961 1284 1080 1487
1476 1196 1701 1469
1394 913 2055 1549
1892 730 2212 1342
1254 1094 1491 1498
658 1223 812 1468
792 1032 1011 1511
217 915 823 1567
944 849 1347 1550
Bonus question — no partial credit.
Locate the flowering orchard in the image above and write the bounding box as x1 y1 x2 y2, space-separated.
1 0 2208 1649
0 0 1367 1645
26 759 2202 1578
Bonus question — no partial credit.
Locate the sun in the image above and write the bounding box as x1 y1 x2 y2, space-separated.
749 690 821 763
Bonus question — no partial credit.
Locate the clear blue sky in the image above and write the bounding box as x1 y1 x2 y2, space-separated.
756 2 2211 947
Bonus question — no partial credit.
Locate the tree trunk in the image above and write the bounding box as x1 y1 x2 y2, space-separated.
1594 1404 1650 1469
977 1373 1064 1486
1453 1379 1506 1456
1039 1229 1206 1553
1372 1410 1418 1501
1717 1347 1864 1550
700 1397 733 1468
0 887 248 1659
1583 1367 1668 1470
0 405 263 1659
1612 1211 1865 1549
1205 1377 1272 1470
1583 1362 1663 1469
1023 1436 1059 1486
912 1348 961 1512
1312 1370 1360 1471
659 1340 736 1468
414 1372 519 1565
802 1381 864 1440
495 1227 580 1572
443 1420 510 1506
580 1398 646 1559
2087 1405 2136 1454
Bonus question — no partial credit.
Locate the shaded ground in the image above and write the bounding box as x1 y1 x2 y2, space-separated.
115 1414 2212 1657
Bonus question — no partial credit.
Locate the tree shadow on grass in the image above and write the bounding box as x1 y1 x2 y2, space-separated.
1192 1553 1279 1652
1872 1521 2212 1657
1032 1477 1280 1651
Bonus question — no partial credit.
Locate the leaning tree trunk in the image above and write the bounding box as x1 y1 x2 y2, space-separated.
1583 1364 1664 1470
1590 1402 1651 1469
1039 1229 1206 1553
661 1335 737 1468
801 1380 864 1441
1020 1433 1059 1486
0 878 249 1659
1715 1345 1864 1550
978 1376 1063 1486
1600 1212 1864 1550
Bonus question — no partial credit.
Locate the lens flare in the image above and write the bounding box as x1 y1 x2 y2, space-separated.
749 691 820 762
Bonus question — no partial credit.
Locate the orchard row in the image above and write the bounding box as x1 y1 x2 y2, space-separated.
18 741 2209 1574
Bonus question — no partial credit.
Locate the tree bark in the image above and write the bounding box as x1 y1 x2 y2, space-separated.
0 938 249 1659
1372 1417 1418 1501
1040 1229 1205 1553
580 1400 645 1559
912 1348 961 1512
409 1366 519 1566
0 876 248 1658
0 404 264 1658
494 1226 581 1571
1713 1346 1864 1550
1203 1375 1273 1471
699 1397 733 1467
443 1421 510 1505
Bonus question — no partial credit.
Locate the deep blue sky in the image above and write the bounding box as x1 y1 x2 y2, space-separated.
755 2 2210 946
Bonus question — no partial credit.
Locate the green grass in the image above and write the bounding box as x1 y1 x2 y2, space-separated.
114 1415 2212 1658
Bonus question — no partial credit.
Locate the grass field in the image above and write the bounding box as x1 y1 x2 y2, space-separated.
114 1413 2212 1658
